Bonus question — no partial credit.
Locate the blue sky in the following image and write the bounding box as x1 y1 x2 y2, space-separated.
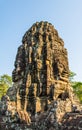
0 0 82 81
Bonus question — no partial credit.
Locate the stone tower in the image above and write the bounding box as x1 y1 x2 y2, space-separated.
12 21 71 115
0 21 82 130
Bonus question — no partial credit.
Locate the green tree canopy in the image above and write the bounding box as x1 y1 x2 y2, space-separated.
72 82 82 103
69 71 82 103
69 70 76 82
0 74 12 99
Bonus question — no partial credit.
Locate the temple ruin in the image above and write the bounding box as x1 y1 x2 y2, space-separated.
0 21 82 130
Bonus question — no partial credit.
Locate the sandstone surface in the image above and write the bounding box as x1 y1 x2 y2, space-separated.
0 21 82 130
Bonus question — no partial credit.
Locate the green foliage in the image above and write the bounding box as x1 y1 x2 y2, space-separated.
69 70 76 81
72 82 82 103
0 74 12 99
69 71 82 103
